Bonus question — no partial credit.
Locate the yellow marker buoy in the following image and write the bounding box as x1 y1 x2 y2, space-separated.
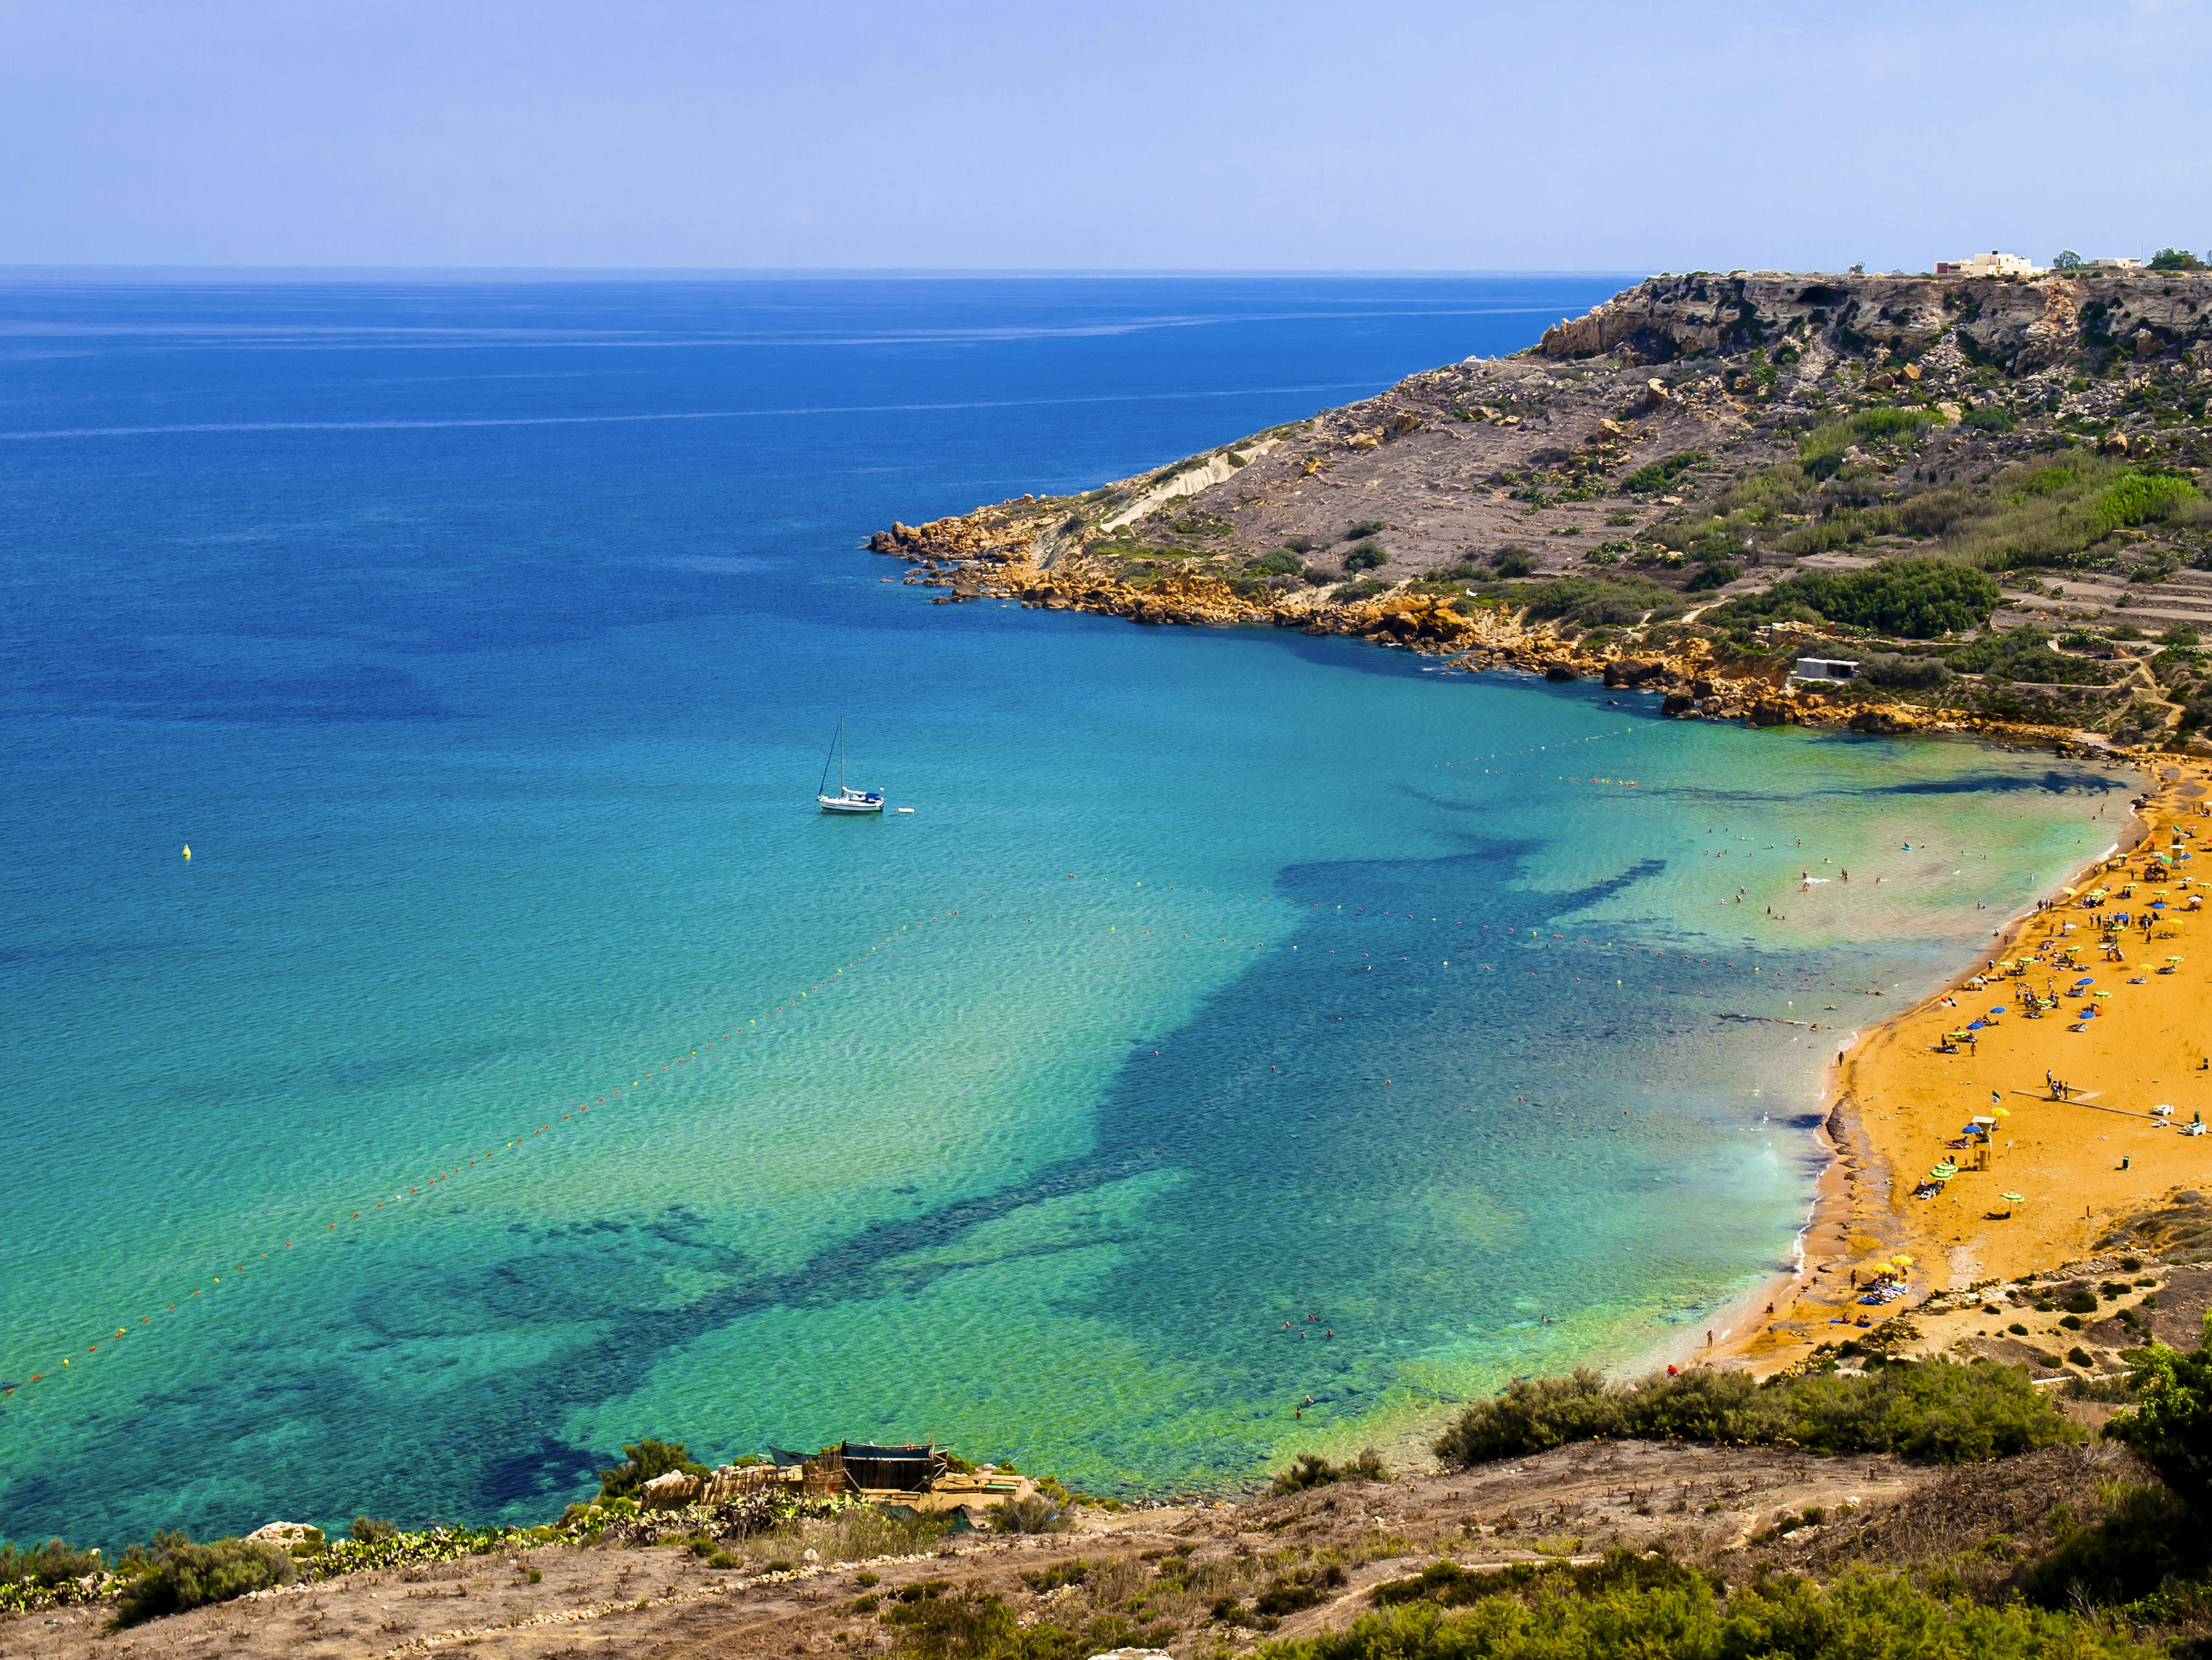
181 845 191 860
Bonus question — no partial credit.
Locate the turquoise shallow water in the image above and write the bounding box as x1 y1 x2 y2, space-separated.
0 278 2123 1545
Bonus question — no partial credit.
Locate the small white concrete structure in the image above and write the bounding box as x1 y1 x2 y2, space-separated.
1791 657 1860 683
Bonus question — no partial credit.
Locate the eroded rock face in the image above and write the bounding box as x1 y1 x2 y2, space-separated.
1849 708 1920 735
1540 270 2212 370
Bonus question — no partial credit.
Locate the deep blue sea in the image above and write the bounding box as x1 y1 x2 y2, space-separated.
0 275 2119 1546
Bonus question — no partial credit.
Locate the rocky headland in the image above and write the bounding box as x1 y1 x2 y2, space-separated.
875 267 2212 755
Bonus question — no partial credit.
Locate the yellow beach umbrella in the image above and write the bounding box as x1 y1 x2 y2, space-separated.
1992 1106 2012 1116
1892 1254 1914 1265
2062 887 2079 897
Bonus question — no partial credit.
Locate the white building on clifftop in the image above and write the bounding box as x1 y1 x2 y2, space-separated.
1934 251 2043 277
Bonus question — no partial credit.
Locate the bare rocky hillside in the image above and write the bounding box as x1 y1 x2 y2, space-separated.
876 268 2212 748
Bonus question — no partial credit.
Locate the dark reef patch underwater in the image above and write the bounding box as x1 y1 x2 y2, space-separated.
0 276 2111 1544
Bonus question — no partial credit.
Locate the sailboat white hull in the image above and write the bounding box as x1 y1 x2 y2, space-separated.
816 717 882 812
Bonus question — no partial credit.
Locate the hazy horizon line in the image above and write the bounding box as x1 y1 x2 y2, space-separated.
0 264 1660 285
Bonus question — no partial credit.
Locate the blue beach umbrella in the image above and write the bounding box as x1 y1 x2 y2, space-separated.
1966 1020 1986 1030
1990 1006 2009 1014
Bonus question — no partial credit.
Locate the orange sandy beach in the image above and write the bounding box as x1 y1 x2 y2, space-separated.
1730 758 2212 1374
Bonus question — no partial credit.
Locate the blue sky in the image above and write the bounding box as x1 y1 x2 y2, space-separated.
3 0 2207 271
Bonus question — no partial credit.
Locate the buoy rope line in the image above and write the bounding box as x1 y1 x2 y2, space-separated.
1434 721 1647 776
2 877 1905 1409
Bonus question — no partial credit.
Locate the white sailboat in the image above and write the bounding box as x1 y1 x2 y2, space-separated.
816 717 884 814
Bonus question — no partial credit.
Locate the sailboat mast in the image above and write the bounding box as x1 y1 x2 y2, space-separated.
819 717 842 798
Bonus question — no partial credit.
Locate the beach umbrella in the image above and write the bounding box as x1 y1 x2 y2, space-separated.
2063 887 2079 896
1990 1005 2008 1014
2168 955 2184 962
2094 991 2112 999
1893 1254 1914 1265
2001 1190 2024 1203
1967 1019 1986 1030
1993 1106 2012 1116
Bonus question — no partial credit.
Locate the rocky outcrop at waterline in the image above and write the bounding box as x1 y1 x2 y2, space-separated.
874 266 2212 757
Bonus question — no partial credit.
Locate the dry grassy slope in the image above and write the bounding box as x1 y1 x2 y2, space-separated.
8 1439 2147 1660
875 270 2212 748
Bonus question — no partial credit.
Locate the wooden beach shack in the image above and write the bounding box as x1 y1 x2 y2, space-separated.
773 1441 1037 1514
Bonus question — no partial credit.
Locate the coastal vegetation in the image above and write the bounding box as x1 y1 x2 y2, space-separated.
1270 1447 1389 1494
1621 449 1705 494
10 1324 2210 1651
1700 557 1999 638
1432 1359 2075 1468
1264 1556 2163 1660
111 1533 296 1628
1513 573 1682 626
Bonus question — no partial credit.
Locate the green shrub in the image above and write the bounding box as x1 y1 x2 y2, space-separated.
1336 577 1389 601
1945 626 2112 685
111 1533 296 1629
1490 548 1535 577
0 1538 103 1595
1514 575 1680 627
2150 248 2204 272
1850 406 1938 443
1265 1558 2158 1660
1938 457 2206 569
2105 1319 2212 1521
1965 405 2018 433
1250 548 1304 577
1020 1560 1089 1593
1270 1447 1387 1495
1342 542 1388 573
1434 1358 2074 1469
1704 557 1997 638
1346 519 1387 539
879 1584 1017 1658
990 1493 1071 1534
1255 1564 1346 1616
1684 561 1740 592
1856 652 1951 690
2089 471 2200 536
1621 451 1705 494
349 1516 396 1544
596 1438 708 1501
